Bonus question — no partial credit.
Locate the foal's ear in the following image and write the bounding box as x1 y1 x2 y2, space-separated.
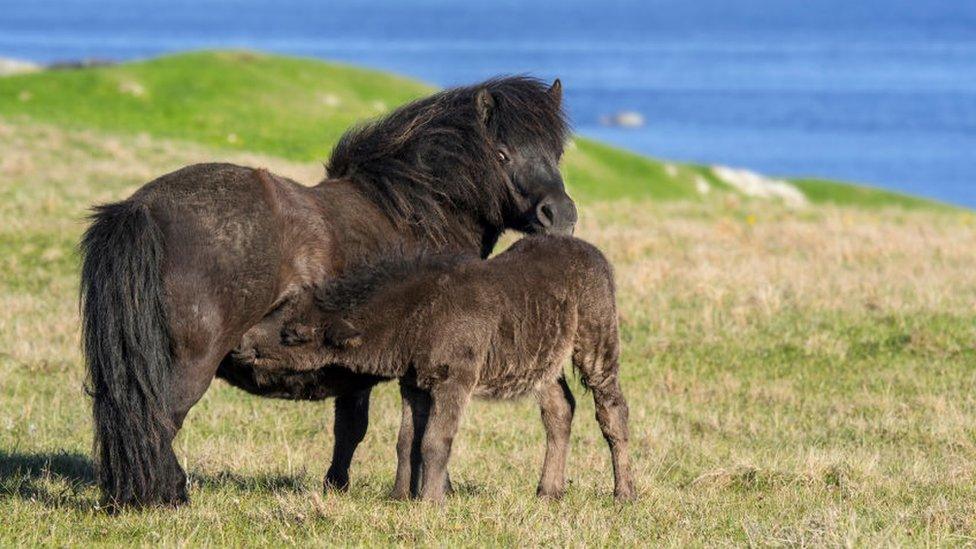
547 79 562 107
281 324 315 346
323 318 363 349
475 88 495 126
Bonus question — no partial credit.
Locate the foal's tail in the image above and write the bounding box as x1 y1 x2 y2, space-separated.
80 201 175 507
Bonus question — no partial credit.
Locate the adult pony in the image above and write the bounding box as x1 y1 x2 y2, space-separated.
80 77 576 508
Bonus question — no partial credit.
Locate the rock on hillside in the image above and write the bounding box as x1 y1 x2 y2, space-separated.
0 57 40 76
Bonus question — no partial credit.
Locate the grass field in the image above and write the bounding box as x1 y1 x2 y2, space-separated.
2 52 976 545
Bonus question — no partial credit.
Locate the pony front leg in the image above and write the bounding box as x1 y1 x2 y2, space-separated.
325 387 372 491
418 379 472 503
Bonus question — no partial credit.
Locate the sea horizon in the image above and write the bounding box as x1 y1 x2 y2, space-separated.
2 0 973 207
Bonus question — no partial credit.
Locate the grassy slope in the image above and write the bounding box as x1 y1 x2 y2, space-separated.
0 50 943 208
792 178 951 211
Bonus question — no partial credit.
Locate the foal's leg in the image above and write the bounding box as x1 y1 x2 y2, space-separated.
574 337 636 502
536 376 576 499
391 381 429 500
590 372 635 502
394 378 455 499
325 387 372 491
419 380 472 503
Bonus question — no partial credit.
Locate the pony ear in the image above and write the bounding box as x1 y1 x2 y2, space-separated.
475 88 495 126
323 317 363 349
547 79 562 107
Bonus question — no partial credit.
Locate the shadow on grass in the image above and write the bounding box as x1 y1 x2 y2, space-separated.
192 470 309 493
0 450 311 510
0 450 97 510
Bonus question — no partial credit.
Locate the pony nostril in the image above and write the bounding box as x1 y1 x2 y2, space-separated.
536 201 555 227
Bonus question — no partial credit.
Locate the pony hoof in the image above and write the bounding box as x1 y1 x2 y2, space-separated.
323 472 350 492
165 492 190 508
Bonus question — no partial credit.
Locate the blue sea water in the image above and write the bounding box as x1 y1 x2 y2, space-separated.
1 0 974 207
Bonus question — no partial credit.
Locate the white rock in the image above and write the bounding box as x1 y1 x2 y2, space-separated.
118 80 146 97
0 57 40 76
600 111 645 128
711 165 807 207
320 93 341 107
694 175 711 196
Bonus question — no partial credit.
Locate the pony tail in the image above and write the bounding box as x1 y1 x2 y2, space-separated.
80 201 179 508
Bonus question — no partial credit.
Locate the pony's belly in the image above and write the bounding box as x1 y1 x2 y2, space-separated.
217 353 385 401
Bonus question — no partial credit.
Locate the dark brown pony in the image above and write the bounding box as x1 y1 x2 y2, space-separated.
80 77 575 508
239 235 634 503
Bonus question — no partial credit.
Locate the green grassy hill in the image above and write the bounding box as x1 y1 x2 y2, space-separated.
0 50 943 208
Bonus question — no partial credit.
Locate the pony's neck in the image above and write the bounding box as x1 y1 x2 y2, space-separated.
435 210 504 258
314 177 503 259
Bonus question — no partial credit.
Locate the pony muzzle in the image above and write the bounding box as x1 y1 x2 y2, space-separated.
535 194 577 235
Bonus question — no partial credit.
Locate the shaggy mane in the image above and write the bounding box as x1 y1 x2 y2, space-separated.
325 76 569 243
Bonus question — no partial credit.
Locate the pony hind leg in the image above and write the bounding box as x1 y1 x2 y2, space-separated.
82 202 233 509
536 376 576 499
163 318 238 505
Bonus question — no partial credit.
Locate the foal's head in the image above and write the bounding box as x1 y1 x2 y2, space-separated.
278 252 477 364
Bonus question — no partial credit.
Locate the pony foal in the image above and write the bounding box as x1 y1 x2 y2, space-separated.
250 235 635 503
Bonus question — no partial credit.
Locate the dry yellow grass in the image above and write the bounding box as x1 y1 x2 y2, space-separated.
2 118 976 545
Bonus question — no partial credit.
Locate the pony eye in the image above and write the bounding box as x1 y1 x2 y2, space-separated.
497 149 509 163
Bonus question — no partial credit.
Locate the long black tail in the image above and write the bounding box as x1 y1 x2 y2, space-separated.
80 201 178 507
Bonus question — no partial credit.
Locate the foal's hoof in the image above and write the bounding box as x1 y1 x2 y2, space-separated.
420 493 447 506
613 487 637 503
536 486 566 500
389 487 411 501
323 471 350 492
